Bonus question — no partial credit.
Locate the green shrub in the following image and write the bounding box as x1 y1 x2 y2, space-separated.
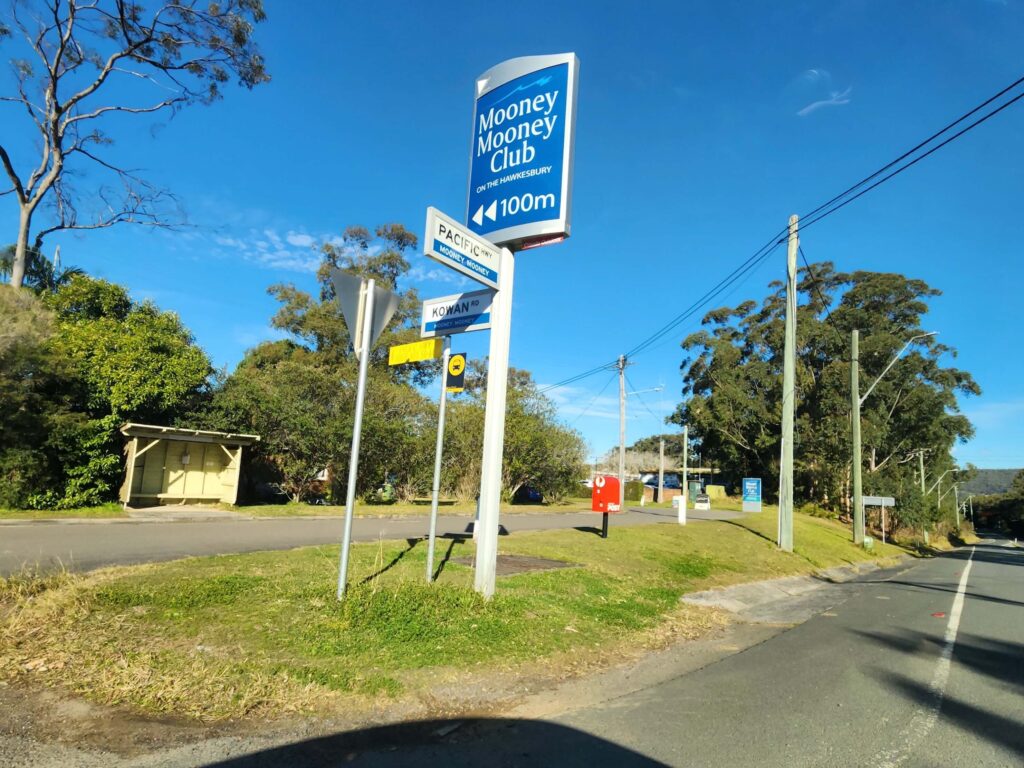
799 502 838 519
624 480 644 502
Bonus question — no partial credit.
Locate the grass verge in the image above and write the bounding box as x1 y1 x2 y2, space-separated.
0 509 905 720
0 499 595 520
0 503 125 520
241 498 594 517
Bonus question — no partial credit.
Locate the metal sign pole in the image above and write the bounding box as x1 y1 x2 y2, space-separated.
337 278 376 600
426 338 452 583
473 247 515 599
679 425 688 525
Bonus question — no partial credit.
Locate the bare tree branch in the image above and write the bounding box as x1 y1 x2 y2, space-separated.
3 0 269 288
64 97 185 125
0 144 27 203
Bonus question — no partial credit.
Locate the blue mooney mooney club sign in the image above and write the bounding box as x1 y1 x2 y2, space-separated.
467 53 579 250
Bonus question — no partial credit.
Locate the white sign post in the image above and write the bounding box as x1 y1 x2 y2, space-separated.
330 270 400 600
473 247 515 599
426 338 452 584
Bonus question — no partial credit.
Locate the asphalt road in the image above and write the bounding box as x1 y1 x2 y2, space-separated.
256 535 1022 768
0 507 740 576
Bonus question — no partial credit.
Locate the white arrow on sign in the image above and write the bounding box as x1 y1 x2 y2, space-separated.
425 207 501 290
471 200 498 226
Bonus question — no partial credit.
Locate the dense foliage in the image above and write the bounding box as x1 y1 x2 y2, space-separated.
671 263 979 530
1 223 585 510
0 276 211 508
202 224 586 504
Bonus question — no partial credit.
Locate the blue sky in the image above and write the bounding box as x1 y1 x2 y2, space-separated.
3 0 1023 467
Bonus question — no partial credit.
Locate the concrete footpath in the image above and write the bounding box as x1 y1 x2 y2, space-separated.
681 558 905 623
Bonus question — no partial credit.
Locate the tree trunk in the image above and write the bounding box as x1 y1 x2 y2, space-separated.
11 207 32 289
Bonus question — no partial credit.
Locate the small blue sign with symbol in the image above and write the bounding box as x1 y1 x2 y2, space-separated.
467 54 578 250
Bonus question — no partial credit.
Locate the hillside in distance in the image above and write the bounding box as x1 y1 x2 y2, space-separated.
961 468 1022 495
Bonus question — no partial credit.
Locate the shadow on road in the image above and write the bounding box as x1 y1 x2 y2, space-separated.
855 629 1024 695
201 718 666 767
858 597 1024 761
941 539 1023 568
881 670 1024 760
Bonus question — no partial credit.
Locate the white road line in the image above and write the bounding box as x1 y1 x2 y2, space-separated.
874 546 975 768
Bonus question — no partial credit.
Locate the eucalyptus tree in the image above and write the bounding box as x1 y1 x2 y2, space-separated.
671 263 979 513
0 0 269 288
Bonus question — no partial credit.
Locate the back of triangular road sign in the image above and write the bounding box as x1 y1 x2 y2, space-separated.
329 268 401 358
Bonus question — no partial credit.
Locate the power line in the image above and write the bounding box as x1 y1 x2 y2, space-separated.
798 244 851 363
541 73 1024 396
626 233 787 359
800 86 1024 232
568 370 618 426
624 372 665 424
537 360 618 395
798 245 840 332
800 73 1024 225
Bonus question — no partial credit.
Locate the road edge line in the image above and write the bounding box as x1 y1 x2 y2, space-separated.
875 545 975 768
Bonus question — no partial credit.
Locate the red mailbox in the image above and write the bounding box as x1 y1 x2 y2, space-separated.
591 475 621 513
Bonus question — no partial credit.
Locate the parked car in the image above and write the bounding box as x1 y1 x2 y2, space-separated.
513 485 544 504
694 493 711 511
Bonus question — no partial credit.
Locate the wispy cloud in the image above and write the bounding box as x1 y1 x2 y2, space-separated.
286 231 316 248
407 258 473 289
208 226 321 273
801 68 831 84
793 68 852 117
231 323 289 349
544 383 674 423
797 86 852 117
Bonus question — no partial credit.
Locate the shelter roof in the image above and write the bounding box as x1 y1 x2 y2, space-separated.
120 423 260 446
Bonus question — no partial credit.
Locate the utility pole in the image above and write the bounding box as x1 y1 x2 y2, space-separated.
919 450 926 495
658 438 665 504
679 425 688 525
616 354 627 536
851 329 864 545
954 484 960 528
778 214 798 552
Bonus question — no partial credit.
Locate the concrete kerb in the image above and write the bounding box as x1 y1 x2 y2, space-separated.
681 557 912 624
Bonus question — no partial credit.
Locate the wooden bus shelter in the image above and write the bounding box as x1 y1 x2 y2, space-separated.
119 423 260 507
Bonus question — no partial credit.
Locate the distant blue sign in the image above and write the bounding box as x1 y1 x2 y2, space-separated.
743 478 762 513
467 53 579 250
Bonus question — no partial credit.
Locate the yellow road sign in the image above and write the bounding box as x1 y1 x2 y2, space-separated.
388 338 443 366
447 352 467 392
